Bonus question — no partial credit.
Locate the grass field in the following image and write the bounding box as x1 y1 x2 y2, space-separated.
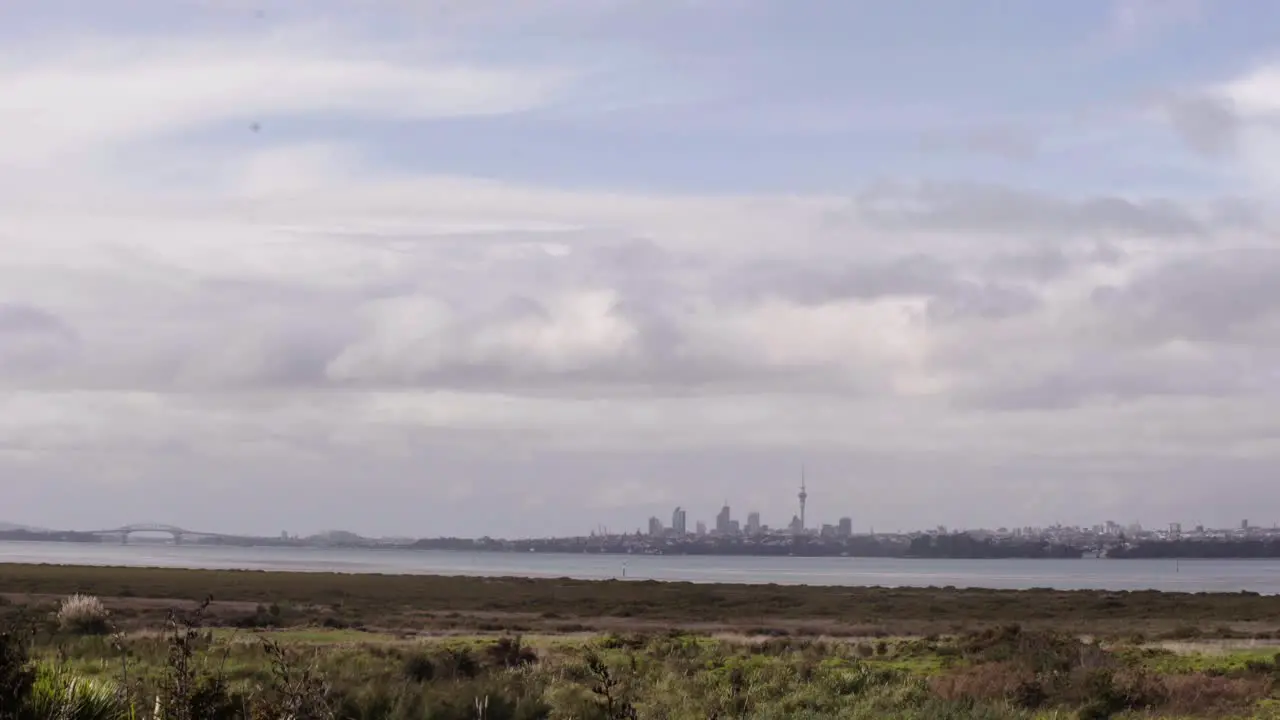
4 564 1280 718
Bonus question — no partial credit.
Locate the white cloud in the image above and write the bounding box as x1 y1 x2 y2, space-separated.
0 24 567 167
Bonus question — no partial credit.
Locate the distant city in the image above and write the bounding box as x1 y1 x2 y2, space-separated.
630 474 1278 545
639 476 854 541
3 472 1279 559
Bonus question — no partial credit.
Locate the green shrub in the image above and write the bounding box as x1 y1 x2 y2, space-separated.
24 665 127 720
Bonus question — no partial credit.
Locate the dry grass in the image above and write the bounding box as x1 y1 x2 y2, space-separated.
930 661 1036 702
1161 673 1273 714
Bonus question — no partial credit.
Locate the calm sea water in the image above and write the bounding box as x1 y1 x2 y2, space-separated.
3 541 1279 593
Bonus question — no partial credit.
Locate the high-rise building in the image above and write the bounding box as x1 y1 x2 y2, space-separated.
696 521 707 536
838 517 852 537
716 503 732 534
648 517 663 536
746 512 762 535
671 507 687 535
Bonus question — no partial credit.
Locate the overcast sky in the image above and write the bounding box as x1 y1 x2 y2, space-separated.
4 0 1280 538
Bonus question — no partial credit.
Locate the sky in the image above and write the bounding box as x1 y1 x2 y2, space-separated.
4 0 1280 538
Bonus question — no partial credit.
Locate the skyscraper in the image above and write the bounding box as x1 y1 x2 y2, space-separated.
671 507 687 535
716 503 732 534
746 512 761 535
838 517 852 538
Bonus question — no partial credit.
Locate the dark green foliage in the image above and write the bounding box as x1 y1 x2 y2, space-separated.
486 636 537 669
0 630 35 720
435 646 479 680
401 651 435 682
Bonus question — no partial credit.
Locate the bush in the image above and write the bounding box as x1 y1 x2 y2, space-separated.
487 636 538 669
436 646 480 679
25 665 127 720
0 631 35 720
402 652 435 682
56 595 110 636
597 632 648 651
1161 673 1270 715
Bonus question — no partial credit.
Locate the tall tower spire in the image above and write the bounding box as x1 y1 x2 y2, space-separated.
798 465 808 532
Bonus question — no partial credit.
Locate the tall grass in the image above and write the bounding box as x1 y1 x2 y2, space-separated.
25 665 126 720
56 596 110 636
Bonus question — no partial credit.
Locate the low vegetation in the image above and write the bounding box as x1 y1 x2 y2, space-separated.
3 566 1280 718
6 613 1280 718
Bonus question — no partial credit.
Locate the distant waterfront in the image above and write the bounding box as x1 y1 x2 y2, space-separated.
3 540 1280 592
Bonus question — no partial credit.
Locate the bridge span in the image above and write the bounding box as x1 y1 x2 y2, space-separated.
86 524 235 545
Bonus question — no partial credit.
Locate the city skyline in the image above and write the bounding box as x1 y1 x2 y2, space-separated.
643 475 853 539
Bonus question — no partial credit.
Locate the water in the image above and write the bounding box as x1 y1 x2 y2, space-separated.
3 541 1280 593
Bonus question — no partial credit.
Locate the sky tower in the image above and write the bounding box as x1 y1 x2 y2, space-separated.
798 465 808 531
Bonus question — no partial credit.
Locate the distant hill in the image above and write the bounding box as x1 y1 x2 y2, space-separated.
0 522 49 532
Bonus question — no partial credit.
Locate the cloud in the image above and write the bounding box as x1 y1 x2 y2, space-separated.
6 2 1280 536
1161 92 1240 158
0 24 568 168
853 181 1207 239
0 304 80 378
1092 249 1280 344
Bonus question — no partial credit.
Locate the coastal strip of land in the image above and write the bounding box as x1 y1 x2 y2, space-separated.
2 563 1279 639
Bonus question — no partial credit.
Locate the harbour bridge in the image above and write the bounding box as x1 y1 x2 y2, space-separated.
85 523 236 545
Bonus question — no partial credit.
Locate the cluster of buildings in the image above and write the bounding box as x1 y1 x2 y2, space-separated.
929 518 1280 549
645 479 855 540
